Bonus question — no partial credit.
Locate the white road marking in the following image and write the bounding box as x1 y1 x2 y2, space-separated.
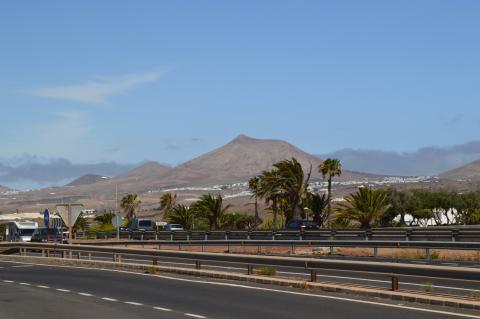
153 306 172 312
78 292 94 297
3 280 14 283
3 260 480 319
101 297 118 302
124 301 143 306
56 288 71 292
12 265 33 268
277 271 480 293
185 313 207 318
19 282 30 286
37 285 50 289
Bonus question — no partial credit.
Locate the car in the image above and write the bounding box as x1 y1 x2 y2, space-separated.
31 227 68 243
130 218 156 231
285 219 320 230
164 224 184 231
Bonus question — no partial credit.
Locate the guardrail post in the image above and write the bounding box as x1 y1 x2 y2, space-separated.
77 252 81 259
205 231 209 241
247 230 251 240
195 260 201 270
155 233 158 241
88 253 92 260
330 230 336 240
247 264 253 275
391 274 399 291
170 232 174 241
373 247 378 257
425 248 431 260
41 249 45 257
152 257 158 266
291 243 296 255
257 245 262 254
187 231 190 241
329 246 334 255
69 250 72 259
310 270 317 282
271 230 275 240
452 229 459 242
406 229 412 241
299 230 304 241
365 229 372 241
141 232 144 241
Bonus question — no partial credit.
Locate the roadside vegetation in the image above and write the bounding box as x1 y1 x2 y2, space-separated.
75 157 480 233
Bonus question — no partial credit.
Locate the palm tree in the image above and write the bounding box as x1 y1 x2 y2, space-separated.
74 215 89 231
304 192 328 226
319 158 342 226
160 192 177 217
167 205 195 230
335 187 389 229
248 176 260 226
94 212 115 227
256 170 282 229
191 194 231 230
120 194 141 221
262 158 311 223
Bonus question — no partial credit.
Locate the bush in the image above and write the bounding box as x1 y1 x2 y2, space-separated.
257 266 276 276
421 282 434 292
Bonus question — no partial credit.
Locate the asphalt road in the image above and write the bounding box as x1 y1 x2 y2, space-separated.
0 261 479 319
35 251 480 297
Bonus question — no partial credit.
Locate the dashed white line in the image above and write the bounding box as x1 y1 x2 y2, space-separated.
19 282 30 286
4 259 479 319
185 313 207 318
153 306 172 312
78 292 94 297
124 301 143 306
37 285 50 289
3 280 14 283
12 265 33 268
101 297 118 302
56 288 70 292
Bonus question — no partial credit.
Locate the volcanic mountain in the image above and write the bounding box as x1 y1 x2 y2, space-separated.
156 135 371 187
66 174 110 186
438 159 480 181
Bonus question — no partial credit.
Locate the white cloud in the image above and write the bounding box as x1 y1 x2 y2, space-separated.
29 71 163 104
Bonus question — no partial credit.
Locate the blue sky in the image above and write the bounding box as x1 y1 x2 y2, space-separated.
1 1 480 166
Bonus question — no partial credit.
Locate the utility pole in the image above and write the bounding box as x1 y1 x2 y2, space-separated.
115 183 119 240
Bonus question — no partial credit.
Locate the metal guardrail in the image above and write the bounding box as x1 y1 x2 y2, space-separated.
74 227 480 242
3 242 480 284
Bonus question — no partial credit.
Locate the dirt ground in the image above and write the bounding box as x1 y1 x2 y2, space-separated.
110 243 480 262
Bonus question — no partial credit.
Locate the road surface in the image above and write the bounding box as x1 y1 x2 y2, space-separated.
0 261 478 319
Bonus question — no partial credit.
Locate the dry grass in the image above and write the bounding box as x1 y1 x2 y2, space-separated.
113 244 480 262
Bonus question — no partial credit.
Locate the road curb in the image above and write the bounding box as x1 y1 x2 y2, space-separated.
2 255 480 311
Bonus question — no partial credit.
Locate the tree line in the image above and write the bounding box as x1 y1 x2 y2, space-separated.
91 157 480 231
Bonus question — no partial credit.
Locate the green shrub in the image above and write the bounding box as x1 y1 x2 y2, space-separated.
257 266 276 276
421 282 434 292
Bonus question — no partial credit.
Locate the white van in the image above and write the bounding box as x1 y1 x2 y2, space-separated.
6 221 39 242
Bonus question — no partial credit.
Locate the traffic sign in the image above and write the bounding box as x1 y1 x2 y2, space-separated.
56 204 83 226
56 204 84 244
43 209 50 227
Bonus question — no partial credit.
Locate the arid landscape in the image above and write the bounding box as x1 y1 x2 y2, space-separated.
1 134 478 221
